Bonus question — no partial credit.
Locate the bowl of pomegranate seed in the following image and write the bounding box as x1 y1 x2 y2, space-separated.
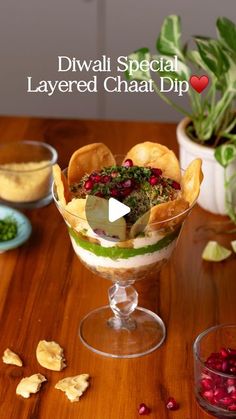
194 324 236 418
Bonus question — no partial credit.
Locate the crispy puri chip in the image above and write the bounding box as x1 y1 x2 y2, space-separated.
181 158 203 205
55 374 90 402
16 374 47 398
130 198 189 238
62 198 88 231
53 164 72 207
2 348 23 367
124 142 181 182
36 340 66 371
68 143 116 185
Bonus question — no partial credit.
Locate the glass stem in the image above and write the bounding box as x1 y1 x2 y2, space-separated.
108 282 138 331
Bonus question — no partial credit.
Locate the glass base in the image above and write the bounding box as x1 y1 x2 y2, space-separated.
79 305 166 358
196 396 236 418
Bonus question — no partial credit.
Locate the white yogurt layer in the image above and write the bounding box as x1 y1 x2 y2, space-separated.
70 236 177 269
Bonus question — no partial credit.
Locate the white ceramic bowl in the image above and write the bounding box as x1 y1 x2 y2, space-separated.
0 205 32 253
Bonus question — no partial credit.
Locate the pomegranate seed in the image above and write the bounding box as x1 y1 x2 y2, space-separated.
228 403 236 411
152 168 162 176
84 180 93 190
220 396 233 406
166 397 179 411
228 348 236 356
101 175 110 184
213 375 224 386
222 361 229 372
201 378 213 390
90 173 101 182
121 188 132 197
122 179 132 188
111 171 118 178
228 379 236 389
230 367 236 374
228 386 236 394
220 348 229 358
216 362 223 371
214 388 228 401
230 390 236 400
110 188 118 197
149 176 158 186
138 403 151 415
123 159 133 167
93 175 102 182
203 390 214 402
172 181 181 190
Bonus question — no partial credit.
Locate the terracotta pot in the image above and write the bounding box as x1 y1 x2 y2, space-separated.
177 117 236 215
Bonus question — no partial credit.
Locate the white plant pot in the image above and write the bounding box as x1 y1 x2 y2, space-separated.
177 117 236 215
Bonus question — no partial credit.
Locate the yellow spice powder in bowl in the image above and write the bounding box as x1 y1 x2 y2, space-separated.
0 141 58 209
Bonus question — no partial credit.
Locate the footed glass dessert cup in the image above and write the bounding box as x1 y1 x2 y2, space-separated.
54 176 194 358
194 324 236 418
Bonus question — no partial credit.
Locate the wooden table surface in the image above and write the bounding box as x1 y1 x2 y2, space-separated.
0 116 235 419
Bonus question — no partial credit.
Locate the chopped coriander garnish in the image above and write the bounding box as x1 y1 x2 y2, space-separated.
70 164 181 223
0 216 18 241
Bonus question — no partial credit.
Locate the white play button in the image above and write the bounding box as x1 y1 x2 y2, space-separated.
108 198 130 223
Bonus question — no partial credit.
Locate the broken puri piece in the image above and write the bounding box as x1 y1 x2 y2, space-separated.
2 348 23 367
36 340 66 371
55 374 90 402
16 374 46 398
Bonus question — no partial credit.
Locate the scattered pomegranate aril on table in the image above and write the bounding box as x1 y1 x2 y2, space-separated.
166 397 180 411
138 403 151 415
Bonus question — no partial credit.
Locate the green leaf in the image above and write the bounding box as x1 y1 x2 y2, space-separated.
125 48 151 81
215 143 236 167
224 172 236 223
187 50 216 79
156 15 184 59
224 53 236 92
217 17 236 54
194 37 229 78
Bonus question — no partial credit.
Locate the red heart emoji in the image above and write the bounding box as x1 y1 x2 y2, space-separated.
189 75 209 93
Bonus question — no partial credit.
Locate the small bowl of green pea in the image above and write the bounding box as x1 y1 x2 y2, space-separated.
0 205 32 252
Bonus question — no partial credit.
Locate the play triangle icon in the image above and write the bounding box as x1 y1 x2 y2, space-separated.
108 198 130 222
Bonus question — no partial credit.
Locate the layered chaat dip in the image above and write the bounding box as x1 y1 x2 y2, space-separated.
53 142 203 281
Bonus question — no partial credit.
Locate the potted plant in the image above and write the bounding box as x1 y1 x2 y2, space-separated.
126 15 236 221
